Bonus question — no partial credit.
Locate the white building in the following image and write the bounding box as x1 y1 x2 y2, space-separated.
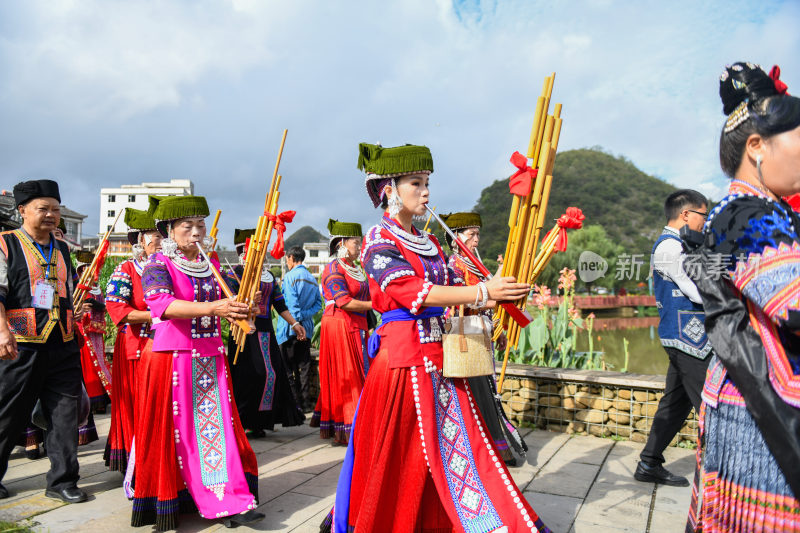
60 206 87 247
300 242 330 277
99 179 194 234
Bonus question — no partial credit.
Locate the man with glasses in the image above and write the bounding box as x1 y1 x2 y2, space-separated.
635 189 712 487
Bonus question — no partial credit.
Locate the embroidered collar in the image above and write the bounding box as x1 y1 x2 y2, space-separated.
337 258 366 282
380 214 439 257
730 178 770 198
455 253 485 279
704 179 786 233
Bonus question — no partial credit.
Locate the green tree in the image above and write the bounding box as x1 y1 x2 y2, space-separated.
535 224 624 290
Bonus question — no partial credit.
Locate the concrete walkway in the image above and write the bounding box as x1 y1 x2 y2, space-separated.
0 412 695 532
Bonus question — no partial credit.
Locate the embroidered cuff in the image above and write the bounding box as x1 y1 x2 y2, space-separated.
410 280 433 314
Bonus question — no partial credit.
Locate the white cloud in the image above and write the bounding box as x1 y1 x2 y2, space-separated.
0 0 798 244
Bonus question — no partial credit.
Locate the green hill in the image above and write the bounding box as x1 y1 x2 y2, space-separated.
284 225 325 249
474 148 678 286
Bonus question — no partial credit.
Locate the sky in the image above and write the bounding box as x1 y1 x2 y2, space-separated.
1 0 798 247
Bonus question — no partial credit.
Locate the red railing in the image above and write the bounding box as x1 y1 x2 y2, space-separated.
542 295 656 309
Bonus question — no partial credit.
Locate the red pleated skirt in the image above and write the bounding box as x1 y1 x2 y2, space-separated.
131 350 259 531
104 332 143 472
311 310 367 444
345 351 550 533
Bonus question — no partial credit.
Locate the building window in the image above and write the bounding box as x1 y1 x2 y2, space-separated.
309 250 318 258
65 221 78 236
128 195 136 202
108 194 116 202
107 225 112 232
108 210 115 217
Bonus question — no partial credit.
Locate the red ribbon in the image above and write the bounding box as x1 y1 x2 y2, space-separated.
266 210 296 259
770 65 789 95
242 237 251 262
546 207 586 252
785 193 800 212
508 151 538 196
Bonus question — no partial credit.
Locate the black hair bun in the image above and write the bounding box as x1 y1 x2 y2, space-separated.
719 62 779 115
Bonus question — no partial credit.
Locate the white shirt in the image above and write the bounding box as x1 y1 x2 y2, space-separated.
651 226 703 305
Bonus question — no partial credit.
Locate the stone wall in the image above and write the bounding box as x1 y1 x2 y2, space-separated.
499 363 698 447
308 353 697 447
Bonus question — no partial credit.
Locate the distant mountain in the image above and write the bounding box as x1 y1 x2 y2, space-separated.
474 148 678 266
284 225 326 249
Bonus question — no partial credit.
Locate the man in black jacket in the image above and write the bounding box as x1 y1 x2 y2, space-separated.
0 179 87 503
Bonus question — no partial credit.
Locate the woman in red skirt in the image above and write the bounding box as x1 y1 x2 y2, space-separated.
324 143 550 533
103 208 161 473
310 219 371 444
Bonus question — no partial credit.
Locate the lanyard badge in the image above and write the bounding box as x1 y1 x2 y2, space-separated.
30 238 57 310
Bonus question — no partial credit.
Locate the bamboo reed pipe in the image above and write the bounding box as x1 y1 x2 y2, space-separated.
74 208 125 308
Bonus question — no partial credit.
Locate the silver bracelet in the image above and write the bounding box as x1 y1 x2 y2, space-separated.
468 282 489 309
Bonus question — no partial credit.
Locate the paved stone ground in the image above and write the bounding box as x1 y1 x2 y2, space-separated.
0 412 695 532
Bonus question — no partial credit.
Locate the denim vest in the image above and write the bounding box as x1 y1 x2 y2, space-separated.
652 231 711 359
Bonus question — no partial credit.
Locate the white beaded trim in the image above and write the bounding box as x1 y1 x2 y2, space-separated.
463 381 534 530
380 269 414 291
410 280 433 314
410 365 431 470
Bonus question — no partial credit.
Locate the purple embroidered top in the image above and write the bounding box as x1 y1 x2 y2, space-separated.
141 252 225 356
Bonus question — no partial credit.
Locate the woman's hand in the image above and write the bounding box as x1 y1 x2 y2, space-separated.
484 276 530 302
210 298 250 321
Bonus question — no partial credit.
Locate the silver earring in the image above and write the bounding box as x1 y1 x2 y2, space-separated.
132 244 145 261
161 237 177 257
337 245 348 259
756 155 768 189
387 179 403 218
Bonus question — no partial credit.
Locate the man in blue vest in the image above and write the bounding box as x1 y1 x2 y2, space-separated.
277 246 321 412
635 189 712 487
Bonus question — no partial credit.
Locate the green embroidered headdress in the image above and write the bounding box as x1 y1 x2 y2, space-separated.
328 219 362 255
234 228 256 251
149 195 210 237
441 212 482 250
74 250 95 268
357 143 434 207
124 208 157 245
440 212 482 231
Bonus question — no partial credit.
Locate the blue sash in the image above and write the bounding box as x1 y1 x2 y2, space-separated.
334 305 444 533
366 306 444 358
